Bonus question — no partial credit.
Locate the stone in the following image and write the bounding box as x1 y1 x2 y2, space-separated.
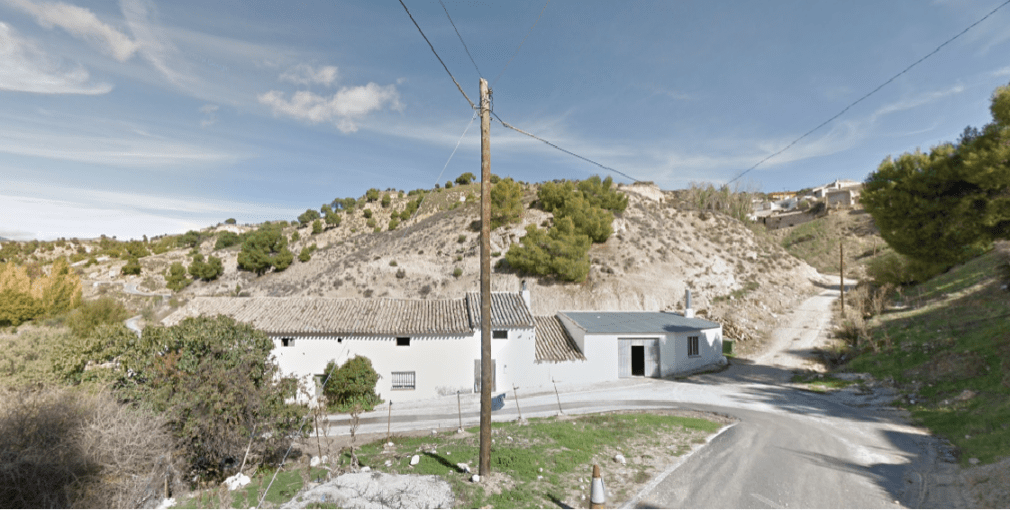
614 454 627 465
310 456 321 467
360 466 371 472
457 463 471 473
386 442 394 447
431 429 438 436
538 467 543 472
321 455 328 465
223 473 250 491
956 390 977 401
969 458 980 465
384 460 392 467
410 455 420 466
471 474 480 483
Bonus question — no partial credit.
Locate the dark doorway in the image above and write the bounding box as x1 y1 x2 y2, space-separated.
631 345 645 376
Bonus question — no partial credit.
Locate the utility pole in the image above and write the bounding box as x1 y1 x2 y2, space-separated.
839 241 845 316
478 77 492 478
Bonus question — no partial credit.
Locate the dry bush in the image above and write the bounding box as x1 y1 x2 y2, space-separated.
0 387 176 508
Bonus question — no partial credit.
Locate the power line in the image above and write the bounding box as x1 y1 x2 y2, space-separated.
396 0 475 110
439 0 483 78
727 0 1010 185
492 111 643 183
492 0 550 87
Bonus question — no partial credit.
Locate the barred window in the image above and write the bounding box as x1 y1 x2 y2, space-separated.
281 337 295 347
688 336 700 357
492 330 508 339
391 371 416 390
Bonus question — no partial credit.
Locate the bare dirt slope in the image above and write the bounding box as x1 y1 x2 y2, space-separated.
158 183 821 351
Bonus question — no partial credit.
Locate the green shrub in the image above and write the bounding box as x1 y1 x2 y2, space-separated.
490 177 523 229
363 208 372 219
298 208 320 226
455 172 476 185
457 234 467 243
237 223 294 275
452 267 463 278
381 194 391 208
121 257 141 276
118 316 306 480
388 218 399 230
290 230 300 242
165 262 190 291
504 218 591 282
324 210 341 228
215 231 242 250
445 181 453 189
176 230 202 249
366 218 377 229
866 251 948 287
298 246 313 263
365 188 380 202
188 253 223 281
224 218 237 224
321 356 382 411
65 297 130 338
311 219 323 235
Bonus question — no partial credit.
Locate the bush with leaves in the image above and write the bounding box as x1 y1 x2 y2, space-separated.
0 259 82 327
866 251 948 287
224 218 237 224
381 193 391 208
324 209 341 228
176 230 202 249
490 177 523 229
311 219 323 235
214 231 242 250
290 230 300 242
298 245 313 263
504 217 591 281
363 208 372 219
557 193 613 243
455 172 476 185
365 188 380 202
165 262 190 292
321 356 382 411
116 316 306 480
188 253 223 281
121 257 141 276
236 223 294 275
297 208 320 226
65 297 130 338
388 217 399 230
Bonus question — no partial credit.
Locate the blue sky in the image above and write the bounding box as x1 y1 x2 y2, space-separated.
2 0 1009 240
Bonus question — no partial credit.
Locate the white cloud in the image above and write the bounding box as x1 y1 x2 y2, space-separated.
258 82 402 133
2 0 138 61
0 182 302 240
120 0 195 88
279 64 339 87
870 84 965 121
0 22 112 94
199 104 218 127
994 66 1010 77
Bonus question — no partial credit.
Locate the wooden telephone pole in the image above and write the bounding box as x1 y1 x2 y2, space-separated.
839 241 845 316
478 77 492 477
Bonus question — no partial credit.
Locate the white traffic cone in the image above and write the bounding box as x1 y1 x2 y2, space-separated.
590 464 606 508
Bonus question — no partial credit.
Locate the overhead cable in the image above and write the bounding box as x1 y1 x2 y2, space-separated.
439 0 483 78
397 0 475 110
727 0 1010 184
492 111 642 183
492 0 551 86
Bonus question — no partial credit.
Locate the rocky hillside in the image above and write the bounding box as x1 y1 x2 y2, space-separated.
99 182 816 355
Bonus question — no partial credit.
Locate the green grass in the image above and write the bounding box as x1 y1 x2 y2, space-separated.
340 412 720 508
791 373 857 392
845 249 1010 465
174 467 329 509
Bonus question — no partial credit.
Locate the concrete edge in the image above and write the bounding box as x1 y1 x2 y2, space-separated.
621 420 738 509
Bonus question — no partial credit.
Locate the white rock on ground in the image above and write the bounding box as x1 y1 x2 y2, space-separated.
410 454 420 466
457 463 470 473
281 472 453 509
614 454 626 465
310 456 321 467
471 474 480 483
223 473 250 491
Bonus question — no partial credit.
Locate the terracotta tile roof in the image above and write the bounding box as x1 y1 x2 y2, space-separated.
161 296 472 336
465 292 535 329
534 315 586 362
161 293 534 336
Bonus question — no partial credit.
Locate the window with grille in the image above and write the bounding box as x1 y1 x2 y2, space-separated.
281 337 295 347
492 330 508 339
688 336 700 357
391 371 415 390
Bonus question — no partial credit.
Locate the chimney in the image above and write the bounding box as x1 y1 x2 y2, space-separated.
684 288 695 318
520 280 531 310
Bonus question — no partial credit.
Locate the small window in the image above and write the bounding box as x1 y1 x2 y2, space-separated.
688 336 700 357
281 337 295 347
492 330 508 339
391 371 415 390
396 337 410 347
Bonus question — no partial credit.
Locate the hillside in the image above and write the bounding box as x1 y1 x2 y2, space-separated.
87 182 815 355
771 206 885 280
837 243 1010 506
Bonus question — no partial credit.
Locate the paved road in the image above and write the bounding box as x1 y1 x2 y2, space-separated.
325 281 967 508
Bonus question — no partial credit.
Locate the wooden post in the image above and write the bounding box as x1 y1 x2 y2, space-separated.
513 385 523 421
386 401 392 443
457 391 463 431
478 77 492 478
552 378 564 415
840 241 845 316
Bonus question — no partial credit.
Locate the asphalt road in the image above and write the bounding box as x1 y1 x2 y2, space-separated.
325 282 967 508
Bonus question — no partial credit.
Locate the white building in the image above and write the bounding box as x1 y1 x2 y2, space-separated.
162 287 723 404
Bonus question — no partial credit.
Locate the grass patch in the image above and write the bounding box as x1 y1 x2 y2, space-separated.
843 249 1010 465
791 373 857 392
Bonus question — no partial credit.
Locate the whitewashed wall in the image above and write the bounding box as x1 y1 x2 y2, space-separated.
663 327 723 376
271 334 480 403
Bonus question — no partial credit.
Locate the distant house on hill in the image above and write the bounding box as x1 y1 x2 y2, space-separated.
161 285 724 403
812 179 862 199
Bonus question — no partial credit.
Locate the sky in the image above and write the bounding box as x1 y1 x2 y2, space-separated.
2 0 1010 241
